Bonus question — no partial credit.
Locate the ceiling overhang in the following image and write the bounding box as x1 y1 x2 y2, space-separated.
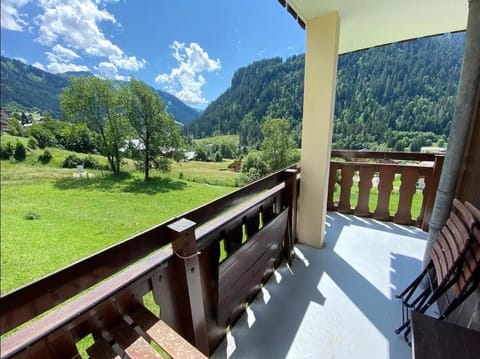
279 0 468 54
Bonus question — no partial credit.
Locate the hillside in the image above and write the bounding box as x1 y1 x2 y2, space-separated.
188 33 465 150
0 56 200 125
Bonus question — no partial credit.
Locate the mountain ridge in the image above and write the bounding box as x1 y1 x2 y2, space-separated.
0 56 200 125
188 32 465 150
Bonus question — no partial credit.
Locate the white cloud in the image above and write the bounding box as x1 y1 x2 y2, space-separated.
45 48 80 65
14 57 28 64
97 61 118 76
52 44 81 61
1 0 30 31
155 41 221 105
94 61 127 80
46 62 90 74
35 0 145 71
32 62 46 71
109 55 146 71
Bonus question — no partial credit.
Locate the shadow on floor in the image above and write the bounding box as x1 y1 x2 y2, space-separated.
212 212 426 359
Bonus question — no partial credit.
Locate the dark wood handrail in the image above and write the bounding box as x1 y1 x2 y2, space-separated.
0 149 445 358
1 166 298 359
331 149 438 162
1 249 172 358
0 165 296 336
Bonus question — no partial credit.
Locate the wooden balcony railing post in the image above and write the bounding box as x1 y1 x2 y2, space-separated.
327 162 338 210
167 218 210 356
373 166 396 221
338 165 355 213
354 166 375 217
394 167 420 225
421 155 445 231
284 168 298 264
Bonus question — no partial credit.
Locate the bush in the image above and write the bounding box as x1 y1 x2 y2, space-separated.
61 154 83 168
61 154 105 169
27 137 38 149
241 151 268 177
30 124 57 148
0 141 14 160
38 149 53 164
24 211 40 220
14 141 27 161
83 155 102 169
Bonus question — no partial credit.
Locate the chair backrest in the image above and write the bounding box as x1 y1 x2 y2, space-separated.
455 201 480 296
430 199 478 287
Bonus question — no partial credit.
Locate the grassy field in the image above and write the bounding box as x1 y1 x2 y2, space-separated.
170 160 241 187
1 137 238 294
193 134 239 146
1 134 425 294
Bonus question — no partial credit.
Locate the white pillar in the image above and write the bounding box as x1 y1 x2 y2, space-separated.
298 12 340 248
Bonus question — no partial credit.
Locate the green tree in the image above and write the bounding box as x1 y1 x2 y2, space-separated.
30 123 57 148
261 118 294 171
7 117 23 136
14 141 26 161
120 79 182 180
241 151 268 178
60 76 128 173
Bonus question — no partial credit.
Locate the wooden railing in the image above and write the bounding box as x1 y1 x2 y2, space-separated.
327 150 444 230
0 150 444 358
0 167 299 359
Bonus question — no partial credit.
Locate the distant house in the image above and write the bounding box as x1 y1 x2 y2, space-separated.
184 151 196 161
228 159 242 172
421 146 447 154
119 139 145 152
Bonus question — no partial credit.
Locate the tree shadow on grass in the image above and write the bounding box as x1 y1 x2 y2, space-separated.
54 172 187 195
122 177 186 194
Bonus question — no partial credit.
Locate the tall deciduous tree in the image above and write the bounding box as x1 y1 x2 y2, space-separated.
60 77 128 173
261 117 294 171
120 79 182 181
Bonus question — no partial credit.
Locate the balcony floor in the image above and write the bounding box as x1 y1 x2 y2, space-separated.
212 212 428 359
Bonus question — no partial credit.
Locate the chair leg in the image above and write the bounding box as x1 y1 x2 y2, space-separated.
395 319 410 335
396 262 432 300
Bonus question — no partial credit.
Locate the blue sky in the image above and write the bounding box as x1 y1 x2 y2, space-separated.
0 0 305 109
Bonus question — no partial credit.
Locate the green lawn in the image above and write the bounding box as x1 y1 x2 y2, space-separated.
193 134 239 146
170 160 241 186
1 160 235 294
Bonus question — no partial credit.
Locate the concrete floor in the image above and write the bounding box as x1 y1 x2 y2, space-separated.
212 212 428 359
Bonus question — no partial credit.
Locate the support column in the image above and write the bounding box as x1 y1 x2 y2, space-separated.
298 12 340 248
423 0 480 266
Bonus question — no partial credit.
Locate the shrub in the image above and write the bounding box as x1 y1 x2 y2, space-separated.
24 211 40 220
27 137 38 149
61 154 105 169
38 149 53 164
241 151 268 177
30 124 57 148
83 155 101 169
14 141 27 161
61 154 83 168
7 118 23 136
0 141 14 160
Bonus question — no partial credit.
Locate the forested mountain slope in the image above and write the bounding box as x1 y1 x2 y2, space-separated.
188 33 465 150
0 56 200 125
